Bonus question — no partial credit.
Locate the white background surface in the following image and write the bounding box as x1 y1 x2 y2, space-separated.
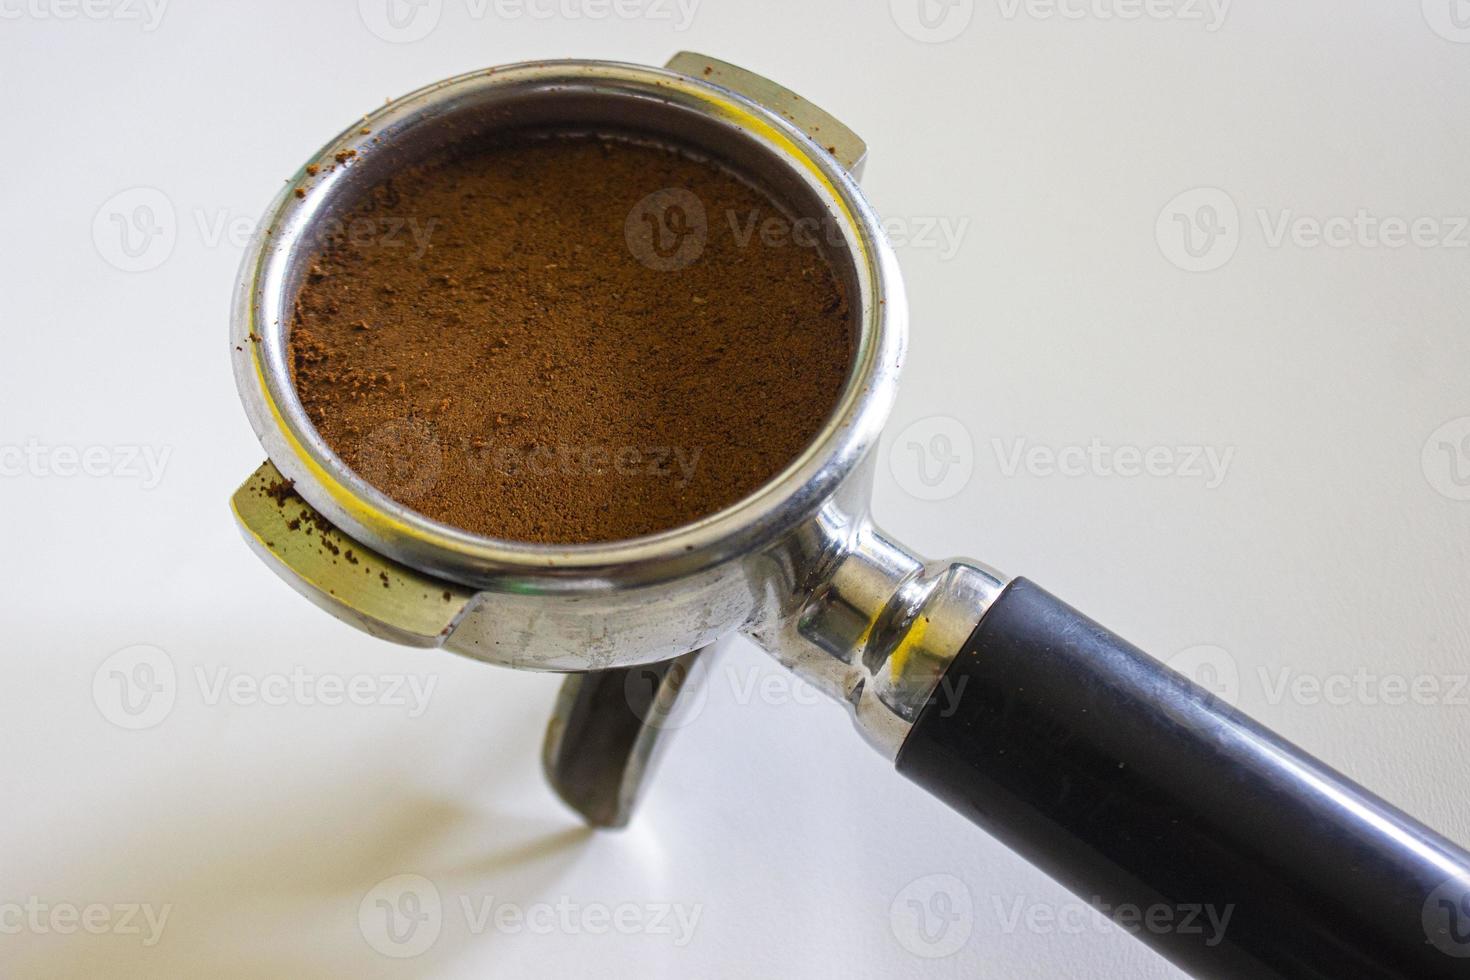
3 1 1469 977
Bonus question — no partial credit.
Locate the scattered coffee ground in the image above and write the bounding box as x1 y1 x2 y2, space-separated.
290 136 852 544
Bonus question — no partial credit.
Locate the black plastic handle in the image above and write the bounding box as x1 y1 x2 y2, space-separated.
896 578 1470 979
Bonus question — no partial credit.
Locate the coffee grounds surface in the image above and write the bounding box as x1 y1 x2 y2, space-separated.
289 136 852 544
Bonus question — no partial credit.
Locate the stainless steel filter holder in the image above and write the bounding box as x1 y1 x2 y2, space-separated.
231 54 1470 979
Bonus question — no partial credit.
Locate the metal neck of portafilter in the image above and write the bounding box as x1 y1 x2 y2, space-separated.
752 521 1009 760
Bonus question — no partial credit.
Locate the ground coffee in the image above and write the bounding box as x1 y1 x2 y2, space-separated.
290 136 852 544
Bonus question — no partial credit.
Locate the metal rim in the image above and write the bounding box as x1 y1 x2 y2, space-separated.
232 59 905 592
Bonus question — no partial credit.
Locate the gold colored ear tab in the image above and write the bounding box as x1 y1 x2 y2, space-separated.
231 461 473 647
